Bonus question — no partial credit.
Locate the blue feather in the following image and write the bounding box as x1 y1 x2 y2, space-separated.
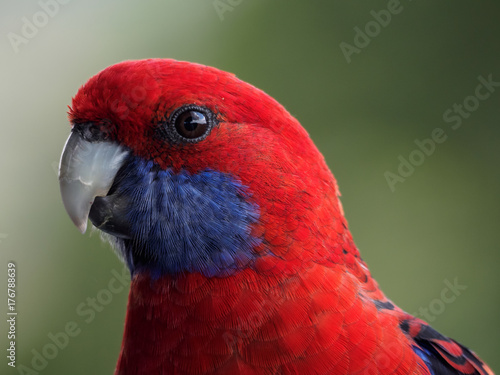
105 155 262 278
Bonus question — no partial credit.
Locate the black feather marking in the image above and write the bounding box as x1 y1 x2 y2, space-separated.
373 300 395 311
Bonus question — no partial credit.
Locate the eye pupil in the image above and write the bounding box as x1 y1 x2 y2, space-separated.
168 106 214 143
183 116 198 132
176 111 207 138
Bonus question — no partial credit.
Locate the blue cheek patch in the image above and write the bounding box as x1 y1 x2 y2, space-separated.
108 156 261 278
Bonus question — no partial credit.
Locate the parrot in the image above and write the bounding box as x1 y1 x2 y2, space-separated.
58 58 493 375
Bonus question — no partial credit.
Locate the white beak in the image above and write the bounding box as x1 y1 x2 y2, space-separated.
58 131 129 233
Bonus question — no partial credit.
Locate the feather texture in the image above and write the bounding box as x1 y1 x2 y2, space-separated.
63 59 494 375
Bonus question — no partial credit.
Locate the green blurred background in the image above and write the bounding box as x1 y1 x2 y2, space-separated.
1 1 499 374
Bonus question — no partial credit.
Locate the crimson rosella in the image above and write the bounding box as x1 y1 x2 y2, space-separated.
59 59 493 375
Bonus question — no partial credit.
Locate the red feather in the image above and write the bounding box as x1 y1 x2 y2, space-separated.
65 59 493 375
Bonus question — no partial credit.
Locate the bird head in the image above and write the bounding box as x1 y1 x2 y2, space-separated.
59 59 349 279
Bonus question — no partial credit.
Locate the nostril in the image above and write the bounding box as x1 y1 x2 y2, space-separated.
72 122 111 142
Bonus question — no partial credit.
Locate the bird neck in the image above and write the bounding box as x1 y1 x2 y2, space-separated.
115 270 284 374
115 238 379 375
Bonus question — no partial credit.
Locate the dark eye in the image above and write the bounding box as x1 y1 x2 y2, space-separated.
175 110 207 138
166 105 215 143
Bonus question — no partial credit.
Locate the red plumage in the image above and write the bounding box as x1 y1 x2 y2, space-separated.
63 59 493 374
